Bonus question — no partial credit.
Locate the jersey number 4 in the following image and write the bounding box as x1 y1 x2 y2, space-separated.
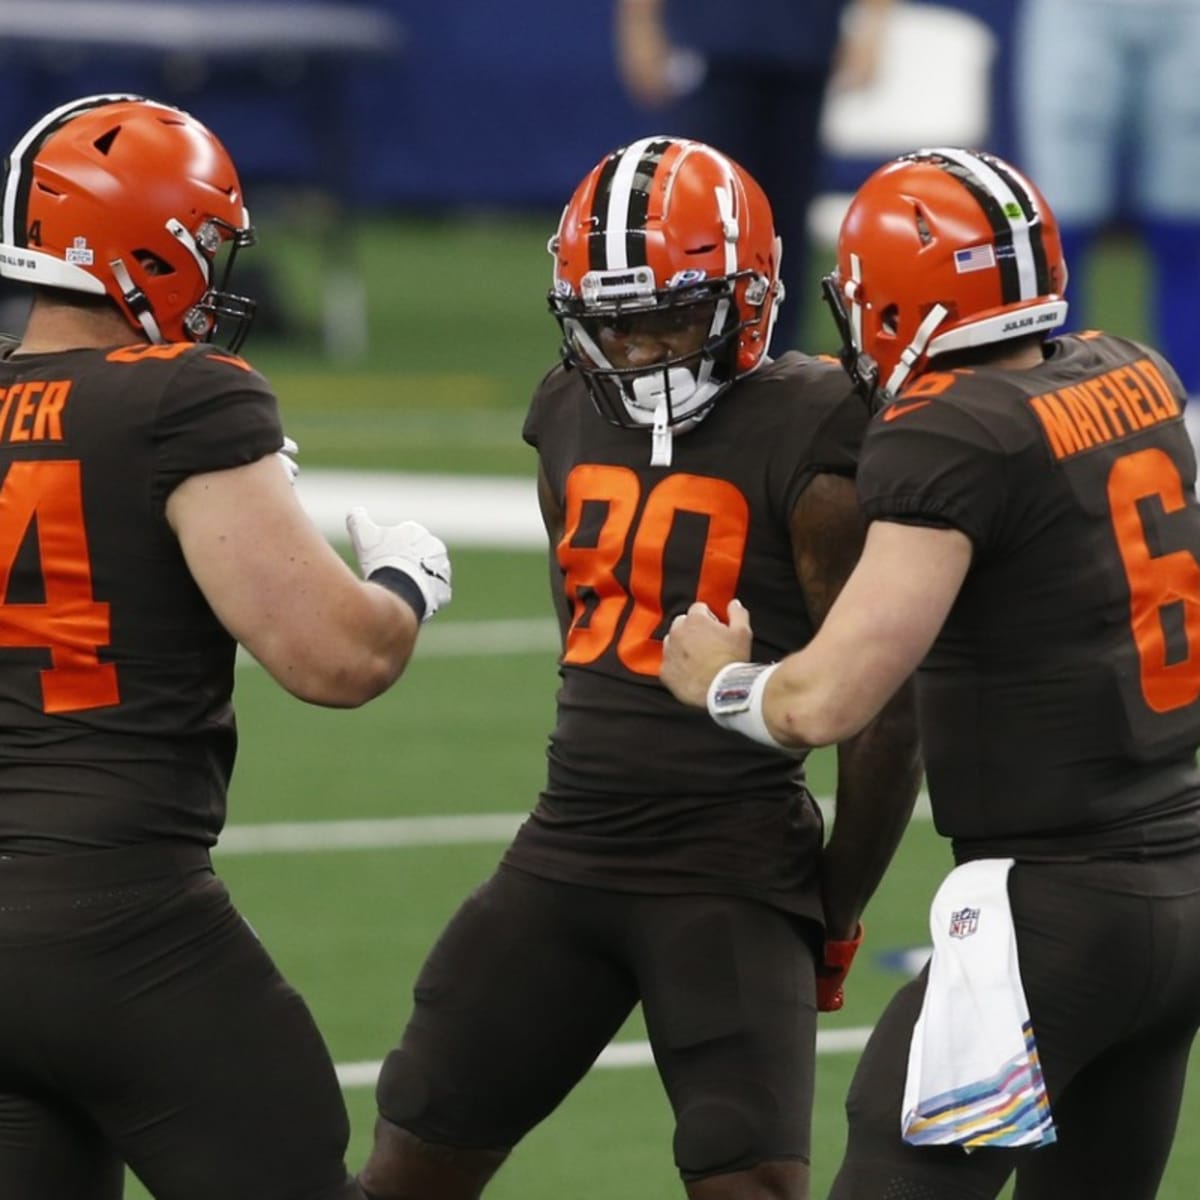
0 460 119 713
558 464 749 676
1109 447 1200 715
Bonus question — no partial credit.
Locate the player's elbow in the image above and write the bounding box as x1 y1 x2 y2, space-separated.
775 684 869 749
254 636 414 708
776 705 842 749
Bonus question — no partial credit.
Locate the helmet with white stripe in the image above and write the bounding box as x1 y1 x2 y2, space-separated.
822 148 1068 409
548 137 783 464
0 94 256 350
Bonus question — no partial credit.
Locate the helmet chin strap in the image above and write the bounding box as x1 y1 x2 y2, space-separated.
631 367 710 467
109 256 163 343
883 303 949 401
651 400 672 467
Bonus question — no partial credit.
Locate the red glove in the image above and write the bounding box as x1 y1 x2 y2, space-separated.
816 923 863 1012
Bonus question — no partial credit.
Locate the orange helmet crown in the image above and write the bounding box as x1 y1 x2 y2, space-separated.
823 147 1068 407
0 94 257 350
548 136 783 454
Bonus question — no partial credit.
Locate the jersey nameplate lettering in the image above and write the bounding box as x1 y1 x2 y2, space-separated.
1028 358 1180 461
0 380 70 445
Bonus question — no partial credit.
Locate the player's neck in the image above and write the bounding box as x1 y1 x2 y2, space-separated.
14 298 141 355
990 343 1046 372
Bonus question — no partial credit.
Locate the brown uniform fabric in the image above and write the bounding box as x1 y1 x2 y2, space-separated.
0 340 281 852
0 341 359 1200
830 333 1200 1199
378 865 819 1179
858 332 1200 861
379 353 866 1177
506 351 867 916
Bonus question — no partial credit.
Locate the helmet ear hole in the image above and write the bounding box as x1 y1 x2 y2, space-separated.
880 304 899 335
134 250 174 278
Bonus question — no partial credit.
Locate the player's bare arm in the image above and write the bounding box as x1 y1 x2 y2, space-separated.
168 454 423 707
662 520 972 746
789 475 923 943
535 463 573 642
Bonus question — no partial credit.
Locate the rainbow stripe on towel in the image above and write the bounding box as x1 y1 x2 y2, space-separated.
902 1023 1057 1149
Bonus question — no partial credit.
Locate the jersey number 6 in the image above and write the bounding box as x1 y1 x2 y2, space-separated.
1108 447 1200 714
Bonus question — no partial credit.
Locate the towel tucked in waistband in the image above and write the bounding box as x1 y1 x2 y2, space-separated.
901 857 1056 1149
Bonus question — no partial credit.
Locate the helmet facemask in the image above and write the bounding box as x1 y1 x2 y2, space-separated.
548 137 783 465
178 216 258 353
551 266 748 464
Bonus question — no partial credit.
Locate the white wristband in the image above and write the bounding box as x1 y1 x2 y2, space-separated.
706 661 796 753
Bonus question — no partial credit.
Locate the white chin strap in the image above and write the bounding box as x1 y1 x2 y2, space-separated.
883 303 950 400
109 256 164 343
628 368 715 467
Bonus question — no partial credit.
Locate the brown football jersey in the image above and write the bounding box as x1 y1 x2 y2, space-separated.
858 331 1200 859
505 351 867 913
0 340 282 852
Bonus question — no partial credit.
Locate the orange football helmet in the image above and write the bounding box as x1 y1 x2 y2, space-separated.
548 136 783 463
0 94 256 350
822 147 1068 408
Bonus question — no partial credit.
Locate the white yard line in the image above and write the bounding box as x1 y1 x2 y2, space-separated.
295 469 543 549
333 1026 873 1089
236 617 559 669
216 797 931 856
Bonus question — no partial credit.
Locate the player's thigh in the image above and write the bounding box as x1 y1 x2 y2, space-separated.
376 867 638 1149
92 873 355 1200
1013 1020 1194 1200
1010 855 1200 1200
635 894 818 1178
830 972 1017 1199
1013 0 1125 223
0 1091 122 1200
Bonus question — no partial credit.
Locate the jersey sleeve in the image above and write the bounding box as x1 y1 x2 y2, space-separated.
151 349 284 508
777 368 867 519
523 364 566 450
857 404 1009 547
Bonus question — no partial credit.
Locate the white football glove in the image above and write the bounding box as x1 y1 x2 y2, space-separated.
275 435 300 486
345 506 452 622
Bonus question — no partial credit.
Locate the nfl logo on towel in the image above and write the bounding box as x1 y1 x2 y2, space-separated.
948 906 979 938
954 244 995 274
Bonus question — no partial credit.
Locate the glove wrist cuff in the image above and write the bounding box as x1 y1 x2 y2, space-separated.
823 923 864 967
367 566 428 622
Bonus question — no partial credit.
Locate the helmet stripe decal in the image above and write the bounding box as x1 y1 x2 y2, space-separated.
923 147 1045 306
587 149 624 273
590 136 672 272
2 93 141 249
983 155 1052 296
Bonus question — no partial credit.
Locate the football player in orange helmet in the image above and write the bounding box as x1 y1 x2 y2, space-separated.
548 135 783 465
360 136 921 1200
0 92 258 350
821 146 1069 409
0 95 449 1200
664 147 1200 1198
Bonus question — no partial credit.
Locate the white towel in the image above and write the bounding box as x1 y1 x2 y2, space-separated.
900 858 1056 1149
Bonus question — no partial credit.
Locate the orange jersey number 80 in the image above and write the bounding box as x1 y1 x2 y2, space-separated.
558 464 750 676
0 460 119 713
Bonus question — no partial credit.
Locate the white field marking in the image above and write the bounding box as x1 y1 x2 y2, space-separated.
216 796 931 856
417 617 560 656
235 617 560 669
333 1026 873 1090
294 469 544 549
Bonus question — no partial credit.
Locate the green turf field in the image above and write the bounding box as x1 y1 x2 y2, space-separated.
118 216 1200 1197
